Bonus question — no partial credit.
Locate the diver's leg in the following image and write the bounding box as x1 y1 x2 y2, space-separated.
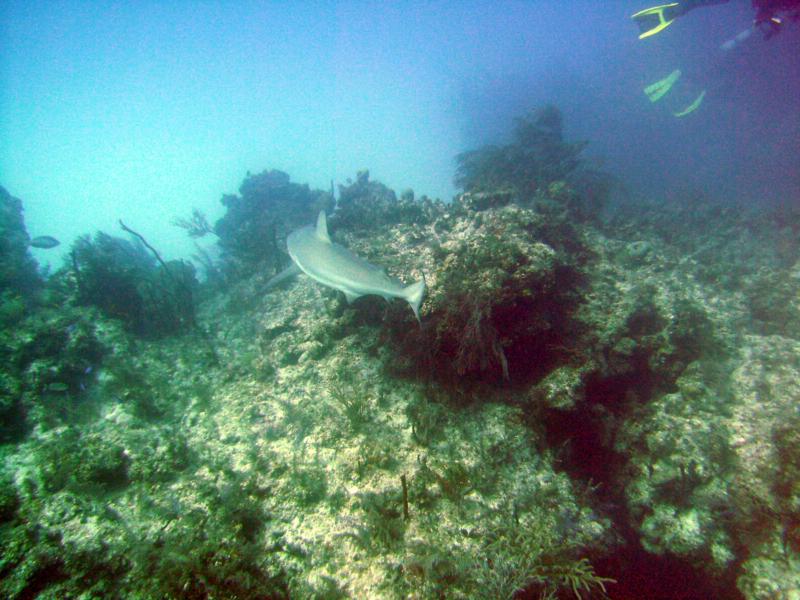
677 0 730 15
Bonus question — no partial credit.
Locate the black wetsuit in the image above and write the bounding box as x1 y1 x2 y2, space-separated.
752 0 800 23
677 0 731 15
678 0 800 20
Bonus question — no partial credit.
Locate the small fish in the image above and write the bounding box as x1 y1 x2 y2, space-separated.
45 382 69 393
29 235 60 249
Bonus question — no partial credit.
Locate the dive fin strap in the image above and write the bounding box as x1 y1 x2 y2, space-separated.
632 3 681 39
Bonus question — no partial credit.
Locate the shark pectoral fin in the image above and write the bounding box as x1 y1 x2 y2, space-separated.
343 291 360 304
265 263 301 291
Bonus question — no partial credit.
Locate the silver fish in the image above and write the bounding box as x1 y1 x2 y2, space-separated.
29 235 60 249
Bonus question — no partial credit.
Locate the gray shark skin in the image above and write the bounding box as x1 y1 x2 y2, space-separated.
285 211 425 321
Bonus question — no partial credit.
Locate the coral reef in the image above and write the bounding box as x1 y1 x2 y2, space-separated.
69 231 198 337
454 105 587 198
394 199 587 386
0 186 40 296
334 169 437 230
214 169 333 280
2 108 800 599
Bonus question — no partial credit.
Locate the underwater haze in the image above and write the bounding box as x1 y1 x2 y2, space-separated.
2 2 800 599
3 1 797 266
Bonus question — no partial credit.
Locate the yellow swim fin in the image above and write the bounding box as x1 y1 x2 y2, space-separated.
644 69 682 103
632 3 682 39
673 90 706 117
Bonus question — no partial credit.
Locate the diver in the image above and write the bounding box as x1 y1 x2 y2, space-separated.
632 1 800 40
752 0 800 37
633 1 799 117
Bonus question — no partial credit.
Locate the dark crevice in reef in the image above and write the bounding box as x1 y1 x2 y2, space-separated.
392 285 584 392
541 369 744 600
16 559 67 600
593 545 744 600
542 365 657 484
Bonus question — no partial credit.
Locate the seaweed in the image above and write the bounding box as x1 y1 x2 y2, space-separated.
400 503 613 600
349 490 406 552
328 375 377 433
70 230 198 338
470 507 613 600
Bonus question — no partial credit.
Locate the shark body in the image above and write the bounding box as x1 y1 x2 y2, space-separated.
284 211 426 320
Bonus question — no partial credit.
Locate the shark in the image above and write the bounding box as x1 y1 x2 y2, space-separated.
270 211 426 321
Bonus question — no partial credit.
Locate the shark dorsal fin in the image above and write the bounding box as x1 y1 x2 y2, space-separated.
315 211 331 244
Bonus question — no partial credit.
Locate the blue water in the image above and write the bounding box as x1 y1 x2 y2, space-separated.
2 3 800 598
2 1 797 268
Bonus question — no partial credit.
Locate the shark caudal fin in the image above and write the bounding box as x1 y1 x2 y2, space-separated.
404 277 426 323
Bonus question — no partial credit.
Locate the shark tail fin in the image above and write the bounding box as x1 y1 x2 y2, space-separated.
403 276 426 323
